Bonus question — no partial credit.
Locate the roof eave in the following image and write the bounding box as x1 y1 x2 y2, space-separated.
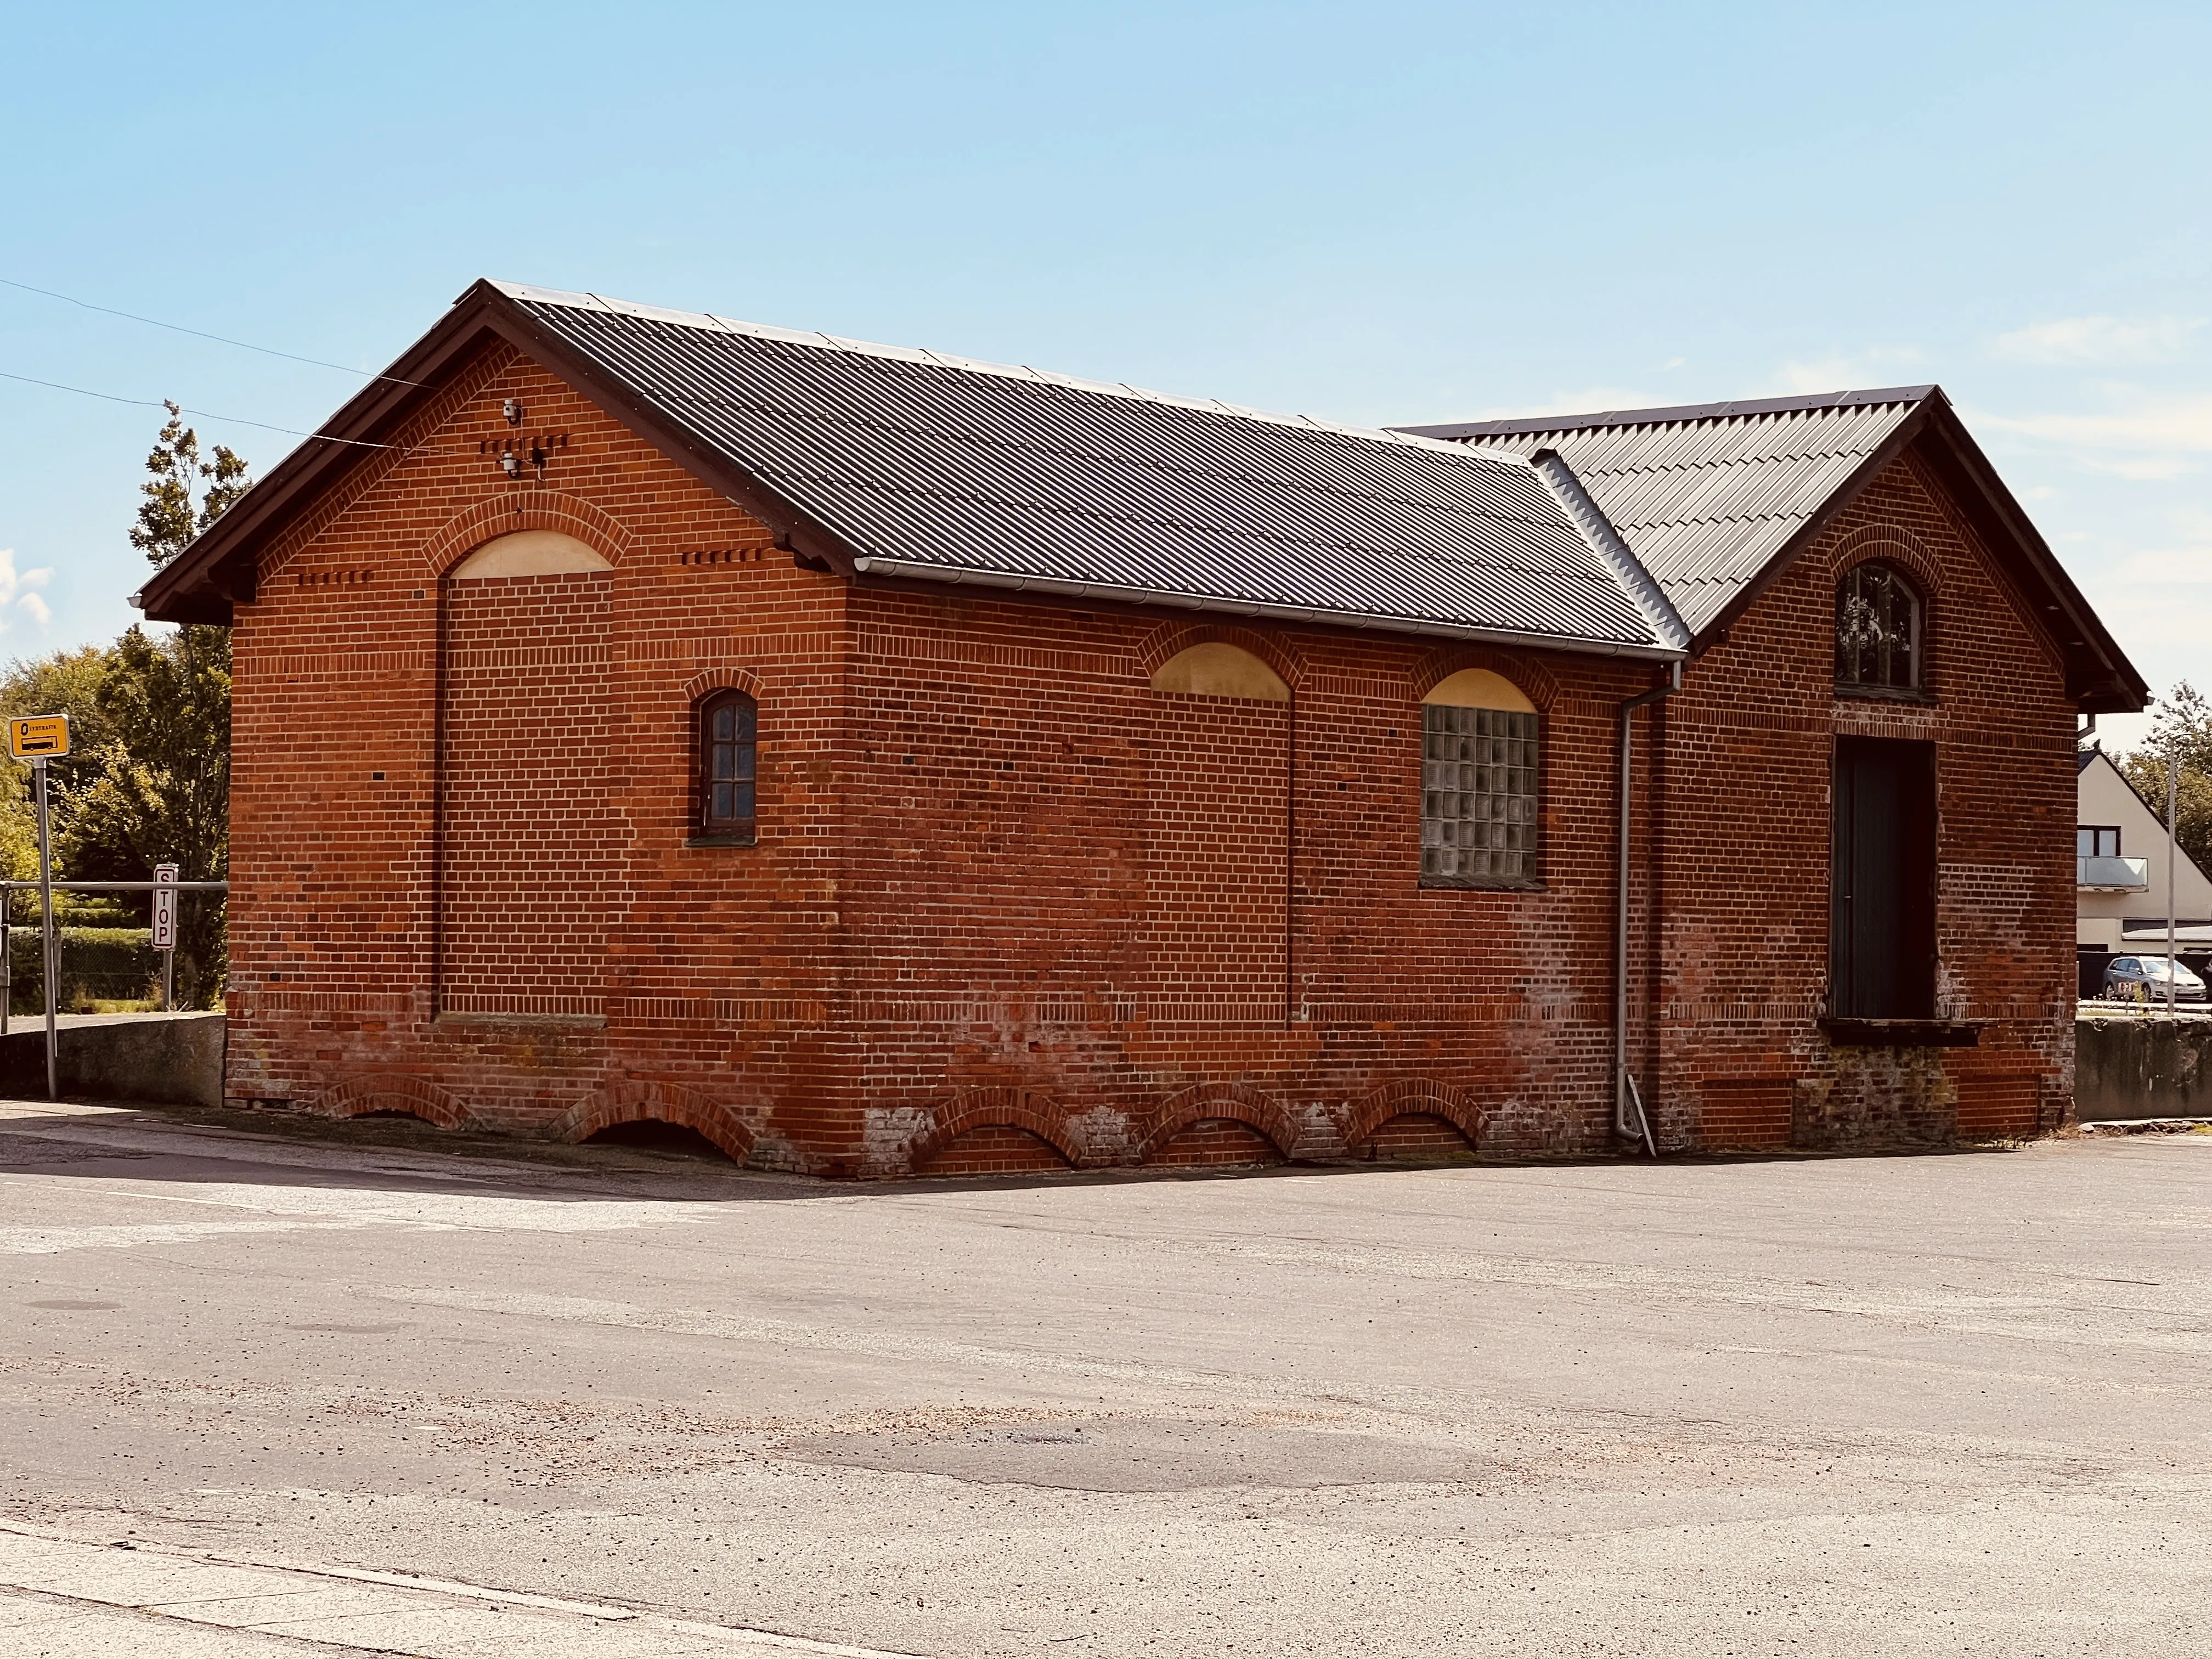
136 280 874 624
485 297 863 578
1909 402 2149 713
848 556 1686 662
136 281 531 624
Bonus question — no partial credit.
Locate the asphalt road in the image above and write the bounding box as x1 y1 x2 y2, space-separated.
1 1100 2207 1657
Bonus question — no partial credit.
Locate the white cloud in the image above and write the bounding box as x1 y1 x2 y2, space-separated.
0 552 52 635
2080 454 2200 481
1980 396 2212 454
1993 315 2202 365
1773 346 1925 395
2107 508 2212 581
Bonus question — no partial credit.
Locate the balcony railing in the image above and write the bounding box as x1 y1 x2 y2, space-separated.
2078 855 2150 891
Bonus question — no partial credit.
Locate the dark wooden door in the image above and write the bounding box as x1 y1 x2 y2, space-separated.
1831 737 1937 1018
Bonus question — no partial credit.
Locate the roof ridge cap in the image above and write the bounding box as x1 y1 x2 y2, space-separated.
1388 386 1940 442
1527 450 1690 652
487 279 1532 469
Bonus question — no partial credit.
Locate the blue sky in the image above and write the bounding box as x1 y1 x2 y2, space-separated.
3 1 2208 746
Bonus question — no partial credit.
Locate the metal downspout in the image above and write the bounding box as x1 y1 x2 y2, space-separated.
1616 661 1681 1155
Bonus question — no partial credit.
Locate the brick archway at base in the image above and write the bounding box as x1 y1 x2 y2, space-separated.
1135 1081 1300 1164
303 1074 472 1130
548 1079 758 1163
1342 1080 1488 1153
905 1088 1081 1172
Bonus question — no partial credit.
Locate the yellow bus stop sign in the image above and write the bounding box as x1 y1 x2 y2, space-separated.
9 716 67 759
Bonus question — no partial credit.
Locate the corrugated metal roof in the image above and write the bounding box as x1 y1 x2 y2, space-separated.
1393 393 1929 635
498 284 1673 653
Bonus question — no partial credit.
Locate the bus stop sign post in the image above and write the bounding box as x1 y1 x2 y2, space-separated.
153 864 178 1011
10 715 67 1101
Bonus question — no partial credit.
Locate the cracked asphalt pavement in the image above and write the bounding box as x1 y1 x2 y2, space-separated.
1 1098 2207 1656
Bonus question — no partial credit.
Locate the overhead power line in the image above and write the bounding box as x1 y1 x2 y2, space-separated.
0 367 396 448
1 275 426 387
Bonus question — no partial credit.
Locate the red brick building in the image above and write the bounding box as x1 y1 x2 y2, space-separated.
140 282 2145 1172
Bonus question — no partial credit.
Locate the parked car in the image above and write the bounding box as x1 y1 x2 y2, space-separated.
2101 955 2210 1005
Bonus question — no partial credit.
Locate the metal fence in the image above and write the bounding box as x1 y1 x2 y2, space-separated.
0 881 229 1028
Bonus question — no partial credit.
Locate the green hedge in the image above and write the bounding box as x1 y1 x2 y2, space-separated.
6 926 159 1013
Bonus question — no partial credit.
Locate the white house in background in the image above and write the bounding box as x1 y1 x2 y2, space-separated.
2077 744 2212 963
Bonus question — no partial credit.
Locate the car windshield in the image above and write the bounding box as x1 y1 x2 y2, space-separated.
2137 957 2203 982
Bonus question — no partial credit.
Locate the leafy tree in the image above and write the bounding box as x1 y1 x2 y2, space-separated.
2119 681 2212 879
0 408 251 1007
0 646 124 872
130 402 250 566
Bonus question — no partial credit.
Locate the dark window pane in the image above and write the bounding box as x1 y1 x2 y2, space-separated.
700 695 759 831
1837 562 1921 690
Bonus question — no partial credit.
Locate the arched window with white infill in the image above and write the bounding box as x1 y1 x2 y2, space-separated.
1420 669 1540 890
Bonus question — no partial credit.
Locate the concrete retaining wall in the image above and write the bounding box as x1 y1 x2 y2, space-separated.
0 1012 226 1108
2075 1014 2212 1122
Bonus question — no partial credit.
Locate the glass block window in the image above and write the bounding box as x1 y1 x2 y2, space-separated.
697 691 757 837
1421 706 1540 887
1835 560 1923 691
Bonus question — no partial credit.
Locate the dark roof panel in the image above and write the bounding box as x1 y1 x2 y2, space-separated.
1396 395 1928 635
500 287 1667 652
131 280 2142 708
497 293 1655 648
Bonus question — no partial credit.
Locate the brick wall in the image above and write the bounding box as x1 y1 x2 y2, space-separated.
222 342 2075 1171
438 569 614 1019
1656 458 2075 1151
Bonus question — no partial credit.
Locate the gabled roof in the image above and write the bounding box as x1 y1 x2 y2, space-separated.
139 282 1684 659
1396 390 2146 710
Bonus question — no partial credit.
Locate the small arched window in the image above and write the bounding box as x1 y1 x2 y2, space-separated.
1836 561 1923 693
695 690 757 843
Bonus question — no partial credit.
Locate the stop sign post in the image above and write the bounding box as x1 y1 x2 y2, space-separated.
154 864 179 1010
